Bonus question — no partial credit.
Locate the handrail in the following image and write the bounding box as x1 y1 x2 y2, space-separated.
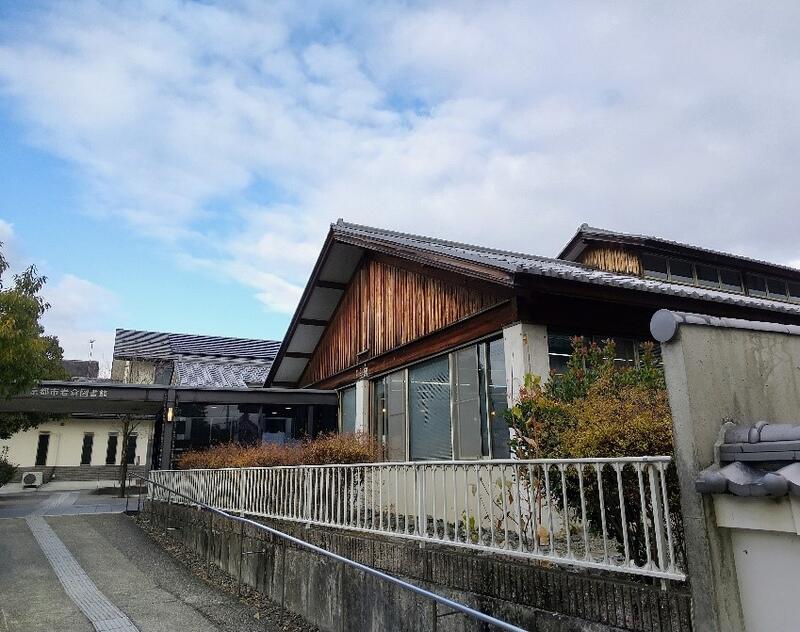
157 455 674 472
135 474 527 632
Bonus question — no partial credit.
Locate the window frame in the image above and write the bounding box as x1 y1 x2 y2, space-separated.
719 267 744 293
666 257 696 286
80 432 94 466
367 334 507 461
35 432 50 467
338 386 357 434
105 433 118 465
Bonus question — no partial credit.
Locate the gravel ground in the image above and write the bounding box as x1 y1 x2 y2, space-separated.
134 514 319 632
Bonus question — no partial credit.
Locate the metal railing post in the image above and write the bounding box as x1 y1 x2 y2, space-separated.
237 519 244 596
164 488 172 537
207 509 213 575
280 537 287 627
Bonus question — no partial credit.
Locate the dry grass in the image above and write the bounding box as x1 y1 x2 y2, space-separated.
176 432 383 470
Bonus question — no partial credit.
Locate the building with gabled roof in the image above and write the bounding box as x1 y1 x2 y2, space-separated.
112 328 280 388
266 219 800 462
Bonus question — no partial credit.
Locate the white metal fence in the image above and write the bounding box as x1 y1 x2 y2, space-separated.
149 457 685 581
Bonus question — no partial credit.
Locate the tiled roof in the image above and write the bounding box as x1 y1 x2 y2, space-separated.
333 221 800 317
173 360 271 388
696 422 800 497
570 224 800 277
114 329 280 361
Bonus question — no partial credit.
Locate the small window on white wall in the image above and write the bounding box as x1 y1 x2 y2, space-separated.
340 386 357 433
80 433 94 465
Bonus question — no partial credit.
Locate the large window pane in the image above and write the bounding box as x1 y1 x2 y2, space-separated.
340 387 357 433
486 339 510 458
372 378 387 444
409 357 452 461
453 347 482 459
386 371 407 461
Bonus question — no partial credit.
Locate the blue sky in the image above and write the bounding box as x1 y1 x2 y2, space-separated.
1 1 799 372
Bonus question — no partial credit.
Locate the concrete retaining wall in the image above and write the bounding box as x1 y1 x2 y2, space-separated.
146 501 691 632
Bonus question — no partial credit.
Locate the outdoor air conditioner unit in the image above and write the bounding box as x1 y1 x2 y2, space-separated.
22 471 44 488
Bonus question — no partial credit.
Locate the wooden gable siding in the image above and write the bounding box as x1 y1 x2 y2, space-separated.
300 256 505 386
579 246 642 276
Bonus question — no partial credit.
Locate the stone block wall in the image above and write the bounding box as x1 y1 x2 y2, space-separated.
146 501 691 632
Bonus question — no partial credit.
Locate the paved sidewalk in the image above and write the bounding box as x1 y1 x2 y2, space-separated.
0 479 126 495
26 515 139 632
0 488 135 519
0 514 279 632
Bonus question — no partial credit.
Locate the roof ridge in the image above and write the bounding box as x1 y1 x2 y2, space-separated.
333 219 582 268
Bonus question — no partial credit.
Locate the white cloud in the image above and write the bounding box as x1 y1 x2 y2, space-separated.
0 218 119 374
41 274 120 375
1 0 800 317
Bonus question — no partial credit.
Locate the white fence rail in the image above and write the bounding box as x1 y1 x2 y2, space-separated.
149 457 685 581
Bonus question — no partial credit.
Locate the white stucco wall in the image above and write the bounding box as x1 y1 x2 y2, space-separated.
0 418 153 468
502 322 550 406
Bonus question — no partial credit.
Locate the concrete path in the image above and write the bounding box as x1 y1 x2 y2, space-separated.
0 488 135 519
0 513 278 632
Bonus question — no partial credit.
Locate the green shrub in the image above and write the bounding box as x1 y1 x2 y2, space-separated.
506 337 682 567
0 446 16 488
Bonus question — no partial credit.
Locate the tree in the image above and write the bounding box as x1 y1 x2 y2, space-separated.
117 414 143 498
0 244 68 439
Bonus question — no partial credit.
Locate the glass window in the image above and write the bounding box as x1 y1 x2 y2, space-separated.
340 387 357 433
668 259 694 284
486 339 510 458
234 405 264 445
386 371 407 461
747 274 767 297
788 281 800 303
695 264 719 288
720 269 743 293
372 379 387 445
126 434 138 465
547 333 574 375
105 434 118 465
80 433 94 465
209 405 232 444
767 278 788 299
605 337 636 367
453 347 483 459
35 433 50 466
409 357 452 461
641 254 668 280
